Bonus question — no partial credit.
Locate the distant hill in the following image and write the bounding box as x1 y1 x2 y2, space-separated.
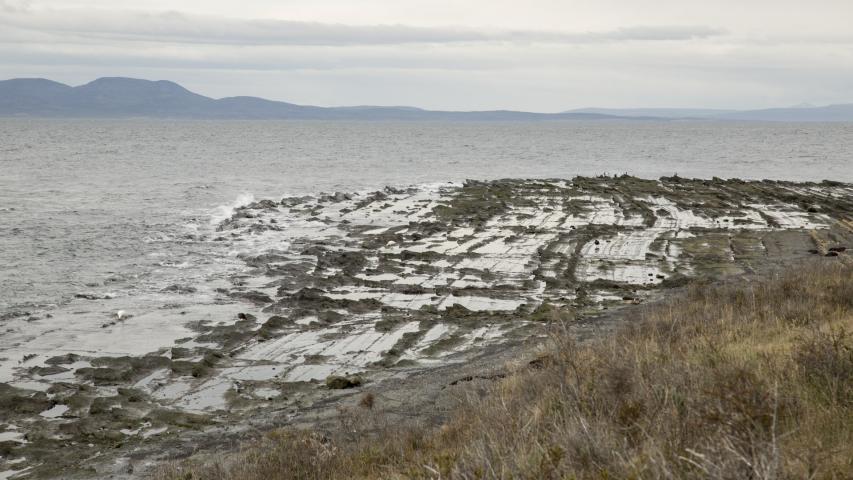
0 78 75 116
2 77 852 121
568 105 853 121
567 107 738 118
0 77 623 121
713 104 853 122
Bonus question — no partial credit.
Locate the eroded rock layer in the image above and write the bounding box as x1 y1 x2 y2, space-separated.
1 176 852 478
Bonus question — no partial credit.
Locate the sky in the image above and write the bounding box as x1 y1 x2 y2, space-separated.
1 0 852 111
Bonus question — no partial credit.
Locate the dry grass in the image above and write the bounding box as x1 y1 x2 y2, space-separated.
157 260 853 480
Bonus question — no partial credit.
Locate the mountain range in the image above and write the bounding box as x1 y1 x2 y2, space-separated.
2 77 852 121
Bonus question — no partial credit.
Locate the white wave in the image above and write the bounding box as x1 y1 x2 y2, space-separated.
210 193 255 226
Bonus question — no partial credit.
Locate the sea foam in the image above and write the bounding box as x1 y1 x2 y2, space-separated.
210 193 255 226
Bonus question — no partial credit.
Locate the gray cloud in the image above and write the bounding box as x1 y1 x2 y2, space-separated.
0 6 726 46
1 1 852 110
518 26 726 43
0 0 32 13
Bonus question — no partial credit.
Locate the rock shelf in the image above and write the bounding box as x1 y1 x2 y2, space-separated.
0 175 851 478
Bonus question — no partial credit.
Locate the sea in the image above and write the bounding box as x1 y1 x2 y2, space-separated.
1 119 852 318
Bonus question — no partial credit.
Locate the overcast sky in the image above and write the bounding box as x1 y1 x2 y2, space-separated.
2 0 852 111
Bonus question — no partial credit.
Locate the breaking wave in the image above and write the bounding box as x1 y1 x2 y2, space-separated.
210 193 255 226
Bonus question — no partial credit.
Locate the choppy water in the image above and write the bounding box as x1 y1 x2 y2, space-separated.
1 119 852 315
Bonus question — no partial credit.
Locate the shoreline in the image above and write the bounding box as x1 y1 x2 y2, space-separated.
0 175 851 478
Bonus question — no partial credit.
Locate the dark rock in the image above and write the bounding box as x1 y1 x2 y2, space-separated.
239 251 292 268
171 361 209 378
318 310 345 324
229 290 273 305
280 195 312 206
30 365 69 376
74 293 110 300
248 199 278 210
170 347 191 359
75 367 128 384
0 384 53 414
45 353 82 365
161 284 197 294
325 375 363 389
245 223 283 234
314 250 368 275
262 315 293 329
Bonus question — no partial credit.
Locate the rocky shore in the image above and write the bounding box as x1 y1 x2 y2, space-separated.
0 175 851 479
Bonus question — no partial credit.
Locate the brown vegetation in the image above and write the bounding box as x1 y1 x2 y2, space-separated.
157 260 853 479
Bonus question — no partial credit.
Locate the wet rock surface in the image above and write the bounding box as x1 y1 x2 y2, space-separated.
0 176 852 479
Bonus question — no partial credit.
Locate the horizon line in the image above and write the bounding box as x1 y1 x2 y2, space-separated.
4 76 850 115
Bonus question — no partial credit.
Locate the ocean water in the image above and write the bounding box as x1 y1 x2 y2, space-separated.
1 119 852 316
